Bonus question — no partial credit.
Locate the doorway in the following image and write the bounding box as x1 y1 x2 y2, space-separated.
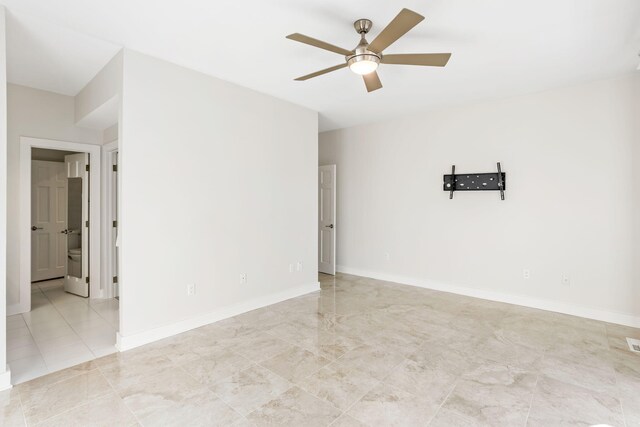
19 138 101 307
31 151 91 297
318 165 336 275
7 137 119 384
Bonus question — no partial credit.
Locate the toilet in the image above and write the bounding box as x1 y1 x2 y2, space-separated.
68 247 82 262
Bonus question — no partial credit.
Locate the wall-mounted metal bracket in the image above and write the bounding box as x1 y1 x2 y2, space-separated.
443 162 506 200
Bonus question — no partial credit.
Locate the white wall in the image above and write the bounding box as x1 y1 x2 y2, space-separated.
320 74 640 326
103 124 118 144
75 51 122 128
118 50 318 346
0 5 10 389
6 84 102 312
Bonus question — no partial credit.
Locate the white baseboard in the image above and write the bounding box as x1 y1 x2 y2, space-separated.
116 281 320 352
0 366 12 391
337 265 640 328
7 303 28 316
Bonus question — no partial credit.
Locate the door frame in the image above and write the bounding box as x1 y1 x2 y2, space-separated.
15 137 102 315
101 140 118 299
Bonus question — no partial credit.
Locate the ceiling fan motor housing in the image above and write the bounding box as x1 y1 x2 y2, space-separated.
346 29 381 72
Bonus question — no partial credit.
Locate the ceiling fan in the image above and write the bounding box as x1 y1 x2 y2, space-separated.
286 8 451 93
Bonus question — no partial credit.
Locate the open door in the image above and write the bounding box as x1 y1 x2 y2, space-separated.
64 153 90 297
318 165 336 275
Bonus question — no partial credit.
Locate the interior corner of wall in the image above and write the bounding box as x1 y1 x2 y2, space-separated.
74 50 124 129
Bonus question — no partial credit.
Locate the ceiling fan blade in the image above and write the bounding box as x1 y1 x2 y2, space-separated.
286 33 353 56
381 53 451 67
294 63 347 81
367 9 425 54
363 71 383 92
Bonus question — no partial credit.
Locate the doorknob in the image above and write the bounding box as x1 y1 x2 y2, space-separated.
60 229 69 234
31 226 43 231
325 224 334 229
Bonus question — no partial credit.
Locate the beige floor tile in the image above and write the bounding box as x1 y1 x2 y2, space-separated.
335 344 405 381
16 361 97 396
210 364 291 416
96 349 174 392
539 353 617 395
384 355 459 404
347 382 441 427
330 414 368 427
119 367 209 421
614 371 640 427
149 332 230 365
231 334 296 363
247 386 341 427
438 362 537 426
295 332 362 361
19 369 112 425
36 393 137 427
527 376 624 427
474 334 544 370
260 346 330 382
0 389 26 427
136 388 242 427
180 348 253 386
6 273 640 426
296 363 379 411
428 408 478 427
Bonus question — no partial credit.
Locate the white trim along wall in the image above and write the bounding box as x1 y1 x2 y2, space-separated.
337 266 640 328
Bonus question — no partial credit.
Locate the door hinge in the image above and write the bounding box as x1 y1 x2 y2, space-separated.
113 276 118 284
85 220 89 227
85 164 90 172
86 277 90 284
112 220 117 228
112 165 118 172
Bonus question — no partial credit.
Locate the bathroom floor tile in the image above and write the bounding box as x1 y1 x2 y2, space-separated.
7 280 119 385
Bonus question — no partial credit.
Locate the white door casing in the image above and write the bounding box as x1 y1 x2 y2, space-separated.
64 153 90 297
15 137 101 316
31 161 67 282
111 151 119 298
318 165 336 275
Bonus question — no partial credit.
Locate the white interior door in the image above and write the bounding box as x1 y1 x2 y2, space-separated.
64 153 90 297
31 161 67 282
319 165 336 275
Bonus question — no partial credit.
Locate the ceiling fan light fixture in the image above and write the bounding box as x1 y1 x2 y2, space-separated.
347 53 380 75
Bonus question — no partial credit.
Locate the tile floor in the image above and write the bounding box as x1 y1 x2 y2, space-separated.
1 272 639 426
7 279 119 384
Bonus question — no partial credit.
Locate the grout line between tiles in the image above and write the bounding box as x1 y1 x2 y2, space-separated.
93 363 144 427
425 378 459 426
522 372 540 427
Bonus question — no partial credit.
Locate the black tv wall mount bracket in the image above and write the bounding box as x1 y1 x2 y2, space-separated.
443 162 506 200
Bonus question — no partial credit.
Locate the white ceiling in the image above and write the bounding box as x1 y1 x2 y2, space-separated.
4 0 640 131
6 11 120 96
